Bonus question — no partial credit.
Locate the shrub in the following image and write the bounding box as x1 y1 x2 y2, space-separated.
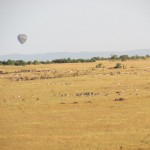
114 63 122 69
96 63 103 68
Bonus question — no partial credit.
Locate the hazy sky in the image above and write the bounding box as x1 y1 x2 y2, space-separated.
0 0 150 54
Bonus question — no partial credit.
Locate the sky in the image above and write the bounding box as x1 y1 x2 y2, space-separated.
0 0 150 55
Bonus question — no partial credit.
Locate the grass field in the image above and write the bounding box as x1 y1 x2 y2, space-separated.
0 59 150 150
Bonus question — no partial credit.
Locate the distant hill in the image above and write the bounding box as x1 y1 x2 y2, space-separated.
0 49 150 61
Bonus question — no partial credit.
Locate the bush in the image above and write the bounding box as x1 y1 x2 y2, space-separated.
96 63 103 68
114 63 122 68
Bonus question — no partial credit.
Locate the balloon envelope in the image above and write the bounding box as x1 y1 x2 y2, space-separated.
17 34 27 44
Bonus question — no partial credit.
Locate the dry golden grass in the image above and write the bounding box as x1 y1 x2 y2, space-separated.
0 59 150 150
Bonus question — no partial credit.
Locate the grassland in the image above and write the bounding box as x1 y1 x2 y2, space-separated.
0 59 150 150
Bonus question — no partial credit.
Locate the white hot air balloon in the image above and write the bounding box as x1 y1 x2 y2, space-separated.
17 34 27 44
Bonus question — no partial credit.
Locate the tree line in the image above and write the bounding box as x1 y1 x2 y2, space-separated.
0 54 149 66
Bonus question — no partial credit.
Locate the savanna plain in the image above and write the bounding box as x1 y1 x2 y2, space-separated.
0 59 150 150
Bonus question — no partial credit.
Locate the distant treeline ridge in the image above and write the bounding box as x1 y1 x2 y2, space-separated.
0 54 149 66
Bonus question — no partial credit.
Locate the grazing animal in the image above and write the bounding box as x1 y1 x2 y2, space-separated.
115 98 125 101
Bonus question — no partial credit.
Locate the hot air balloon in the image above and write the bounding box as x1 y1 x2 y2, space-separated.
17 34 27 44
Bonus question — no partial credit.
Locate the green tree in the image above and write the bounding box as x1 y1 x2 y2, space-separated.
33 60 40 65
111 55 118 60
14 60 26 66
119 55 129 61
7 59 15 65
